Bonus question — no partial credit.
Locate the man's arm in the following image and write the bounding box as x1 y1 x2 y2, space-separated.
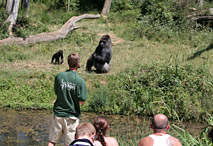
54 75 59 95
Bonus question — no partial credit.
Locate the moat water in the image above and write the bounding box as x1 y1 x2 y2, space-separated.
0 108 206 146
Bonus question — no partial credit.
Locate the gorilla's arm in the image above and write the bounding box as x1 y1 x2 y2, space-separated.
51 53 57 63
60 54 64 64
93 49 111 64
86 55 94 70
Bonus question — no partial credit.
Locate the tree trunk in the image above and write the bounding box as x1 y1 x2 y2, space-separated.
4 0 20 36
6 0 14 14
67 0 70 12
0 14 100 47
101 0 112 17
198 0 204 7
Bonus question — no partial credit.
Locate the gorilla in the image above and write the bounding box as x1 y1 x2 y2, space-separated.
86 35 112 73
51 50 64 64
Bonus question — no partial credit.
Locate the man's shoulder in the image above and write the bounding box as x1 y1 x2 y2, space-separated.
75 73 86 83
56 71 76 78
138 136 153 146
56 71 67 76
168 135 182 146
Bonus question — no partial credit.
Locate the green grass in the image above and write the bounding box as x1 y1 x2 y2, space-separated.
0 1 213 145
0 1 212 119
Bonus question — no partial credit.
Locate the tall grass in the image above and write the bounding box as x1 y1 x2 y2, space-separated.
86 62 212 121
171 113 213 146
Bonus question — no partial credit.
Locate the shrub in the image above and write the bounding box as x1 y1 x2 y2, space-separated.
87 63 213 121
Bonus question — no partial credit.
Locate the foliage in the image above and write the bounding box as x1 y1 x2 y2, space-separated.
78 0 105 12
111 0 143 12
0 8 9 39
135 0 192 41
107 0 213 44
87 63 213 121
0 73 55 110
172 113 213 146
13 11 49 37
172 125 213 146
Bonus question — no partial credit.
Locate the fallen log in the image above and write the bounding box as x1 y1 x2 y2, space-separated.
0 14 100 47
191 15 213 21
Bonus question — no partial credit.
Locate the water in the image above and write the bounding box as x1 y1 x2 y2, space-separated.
0 108 206 146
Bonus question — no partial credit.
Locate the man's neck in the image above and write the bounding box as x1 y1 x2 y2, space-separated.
69 68 77 72
153 131 167 136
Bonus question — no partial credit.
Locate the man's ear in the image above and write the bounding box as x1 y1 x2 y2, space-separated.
91 133 95 141
166 124 170 130
150 124 154 129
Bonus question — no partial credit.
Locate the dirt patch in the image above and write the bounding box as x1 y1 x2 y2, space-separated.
11 62 52 71
97 33 125 45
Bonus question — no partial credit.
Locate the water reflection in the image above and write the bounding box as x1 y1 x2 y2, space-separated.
0 108 206 146
0 108 52 146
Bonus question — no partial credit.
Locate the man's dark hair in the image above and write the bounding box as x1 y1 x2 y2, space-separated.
68 53 80 68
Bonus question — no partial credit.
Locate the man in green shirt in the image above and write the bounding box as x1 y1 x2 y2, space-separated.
48 53 87 146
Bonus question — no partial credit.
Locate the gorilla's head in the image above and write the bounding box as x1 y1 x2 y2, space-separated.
99 35 111 48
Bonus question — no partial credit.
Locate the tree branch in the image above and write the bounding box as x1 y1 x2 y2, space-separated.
0 14 100 47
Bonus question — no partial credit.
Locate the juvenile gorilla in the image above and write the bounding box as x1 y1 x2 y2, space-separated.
86 35 112 73
51 50 64 64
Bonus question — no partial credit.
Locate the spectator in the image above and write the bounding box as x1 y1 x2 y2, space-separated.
138 114 182 146
69 122 96 146
48 53 87 146
93 116 119 146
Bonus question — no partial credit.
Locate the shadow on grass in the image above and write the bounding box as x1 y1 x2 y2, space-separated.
187 43 213 61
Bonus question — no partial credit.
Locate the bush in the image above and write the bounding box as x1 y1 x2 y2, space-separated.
87 63 213 121
111 0 143 12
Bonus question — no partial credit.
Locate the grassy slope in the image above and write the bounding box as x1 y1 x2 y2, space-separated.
1 18 212 79
0 2 212 109
0 3 212 145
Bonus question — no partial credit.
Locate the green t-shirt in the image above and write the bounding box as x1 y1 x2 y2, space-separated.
53 70 87 117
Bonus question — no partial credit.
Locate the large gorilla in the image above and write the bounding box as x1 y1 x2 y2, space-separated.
51 50 64 64
86 35 112 73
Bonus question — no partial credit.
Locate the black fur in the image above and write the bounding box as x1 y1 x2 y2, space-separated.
86 35 112 73
51 50 64 64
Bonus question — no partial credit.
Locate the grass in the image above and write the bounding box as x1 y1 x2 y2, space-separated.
0 1 212 118
0 1 212 145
